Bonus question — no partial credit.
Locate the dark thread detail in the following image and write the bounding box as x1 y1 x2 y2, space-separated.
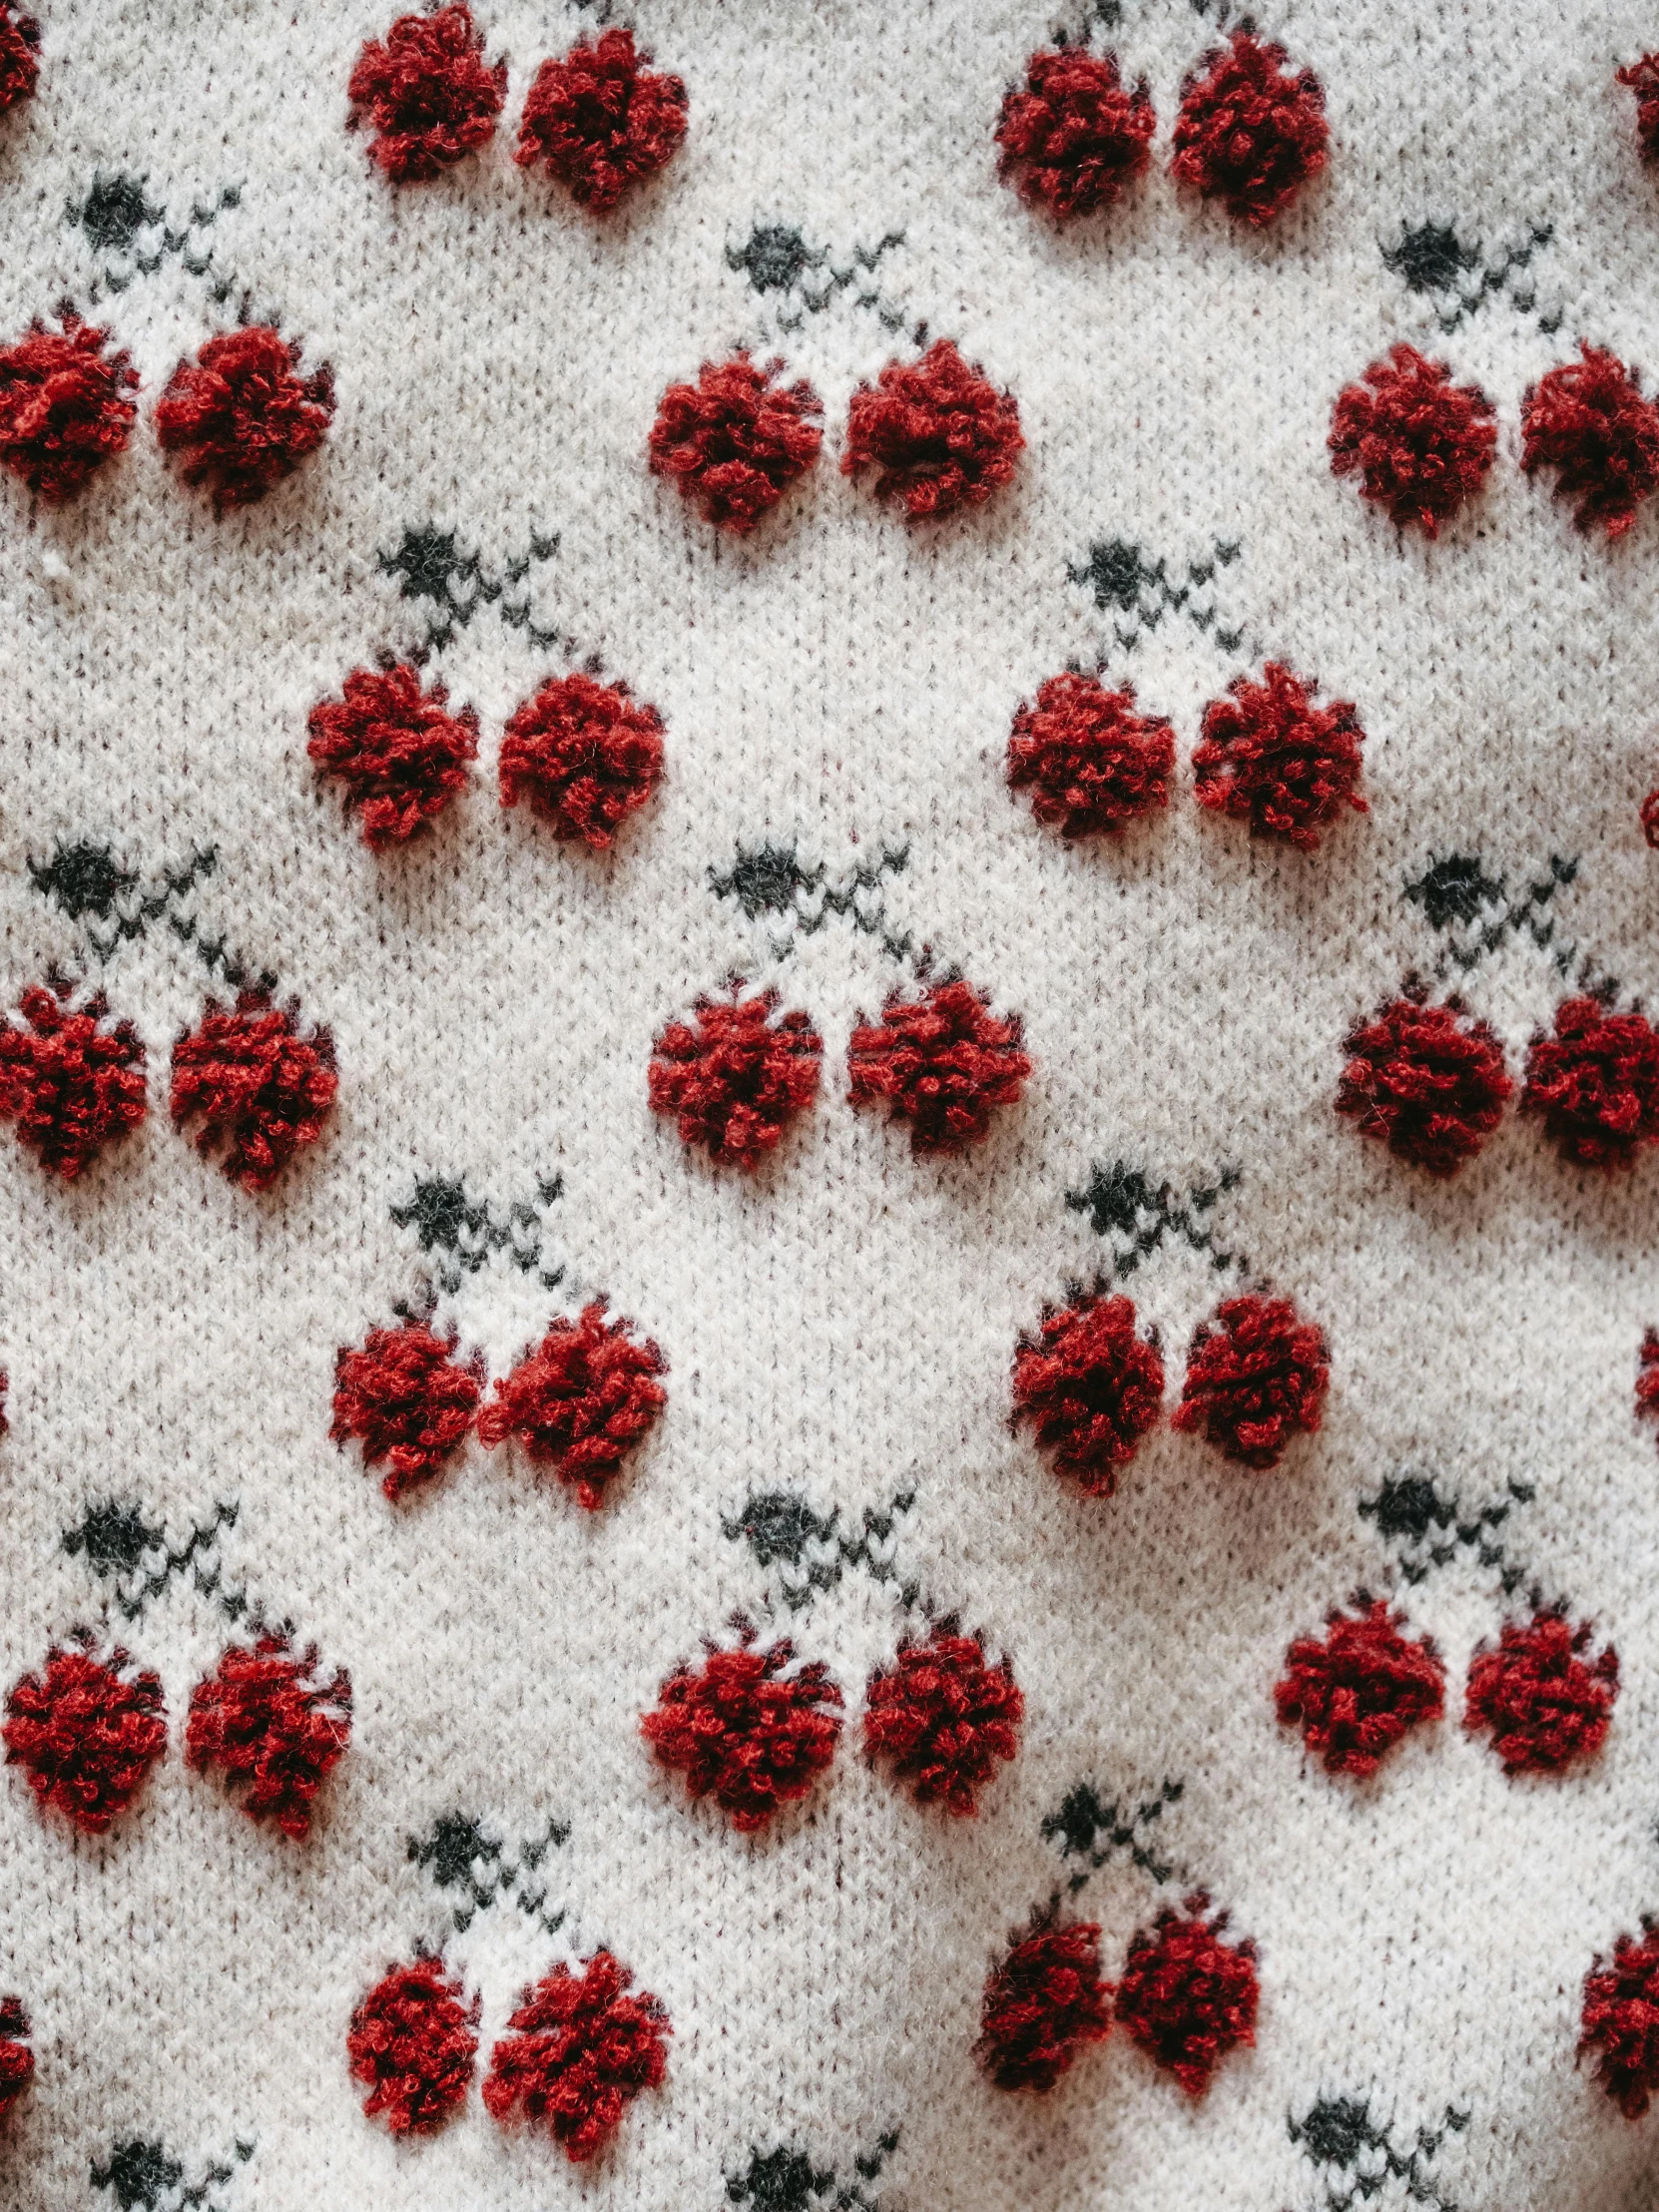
1403 851 1578 979
722 1488 919 1612
1041 1777 1185 1892
407 1810 570 1936
1064 1158 1246 1279
726 223 916 339
90 2136 255 2212
726 2131 898 2211
389 1173 565 1295
376 523 562 660
1067 535 1246 659
1382 218 1559 335
1359 1472 1536 1594
27 842 256 980
62 1497 281 1631
710 842 915 967
1290 2095 1469 2212
68 171 264 323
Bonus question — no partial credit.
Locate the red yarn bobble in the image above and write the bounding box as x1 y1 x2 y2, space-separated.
1174 1294 1329 1469
0 1 39 113
642 1630 842 1830
1618 54 1659 165
975 1911 1113 2091
348 1956 479 2134
1329 345 1496 536
331 1320 481 1500
649 353 823 533
1113 1897 1259 2096
1465 1611 1618 1775
347 5 506 183
0 1998 32 2116
862 1625 1022 1815
185 1637 352 1839
1006 674 1174 838
1520 344 1659 539
479 1302 667 1508
1194 663 1368 850
155 326 334 510
1520 995 1659 1169
1336 993 1512 1177
1011 1293 1164 1495
170 992 337 1191
649 986 822 1168
1171 30 1329 226
0 982 147 1178
1275 1600 1445 1777
3 1640 167 1833
308 665 478 848
482 1950 670 2161
843 340 1023 521
847 978 1030 1155
994 47 1155 222
1581 1923 1659 2118
516 29 687 212
499 673 665 848
0 311 138 503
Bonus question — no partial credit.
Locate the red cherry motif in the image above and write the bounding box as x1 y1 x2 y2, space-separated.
1581 1923 1659 2118
1335 994 1511 1177
1005 674 1175 838
347 1956 480 2134
648 353 823 533
1113 1896 1259 2095
185 1637 352 1838
843 340 1023 521
479 1302 667 1508
1328 345 1497 535
1171 29 1329 226
515 28 687 211
499 673 664 846
1520 344 1659 539
994 47 1155 222
1274 1599 1445 1777
330 1320 481 1500
0 311 138 502
0 981 147 1178
648 986 822 1168
1464 1611 1618 1774
1173 1294 1329 1469
974 1911 1112 2091
307 664 479 848
481 1950 670 2161
1520 995 1659 1168
1011 1293 1164 1494
347 5 506 182
170 992 337 1191
154 326 334 510
846 979 1030 1154
0 1 39 113
3 1639 167 1833
862 1626 1022 1814
642 1630 842 1830
1193 663 1368 850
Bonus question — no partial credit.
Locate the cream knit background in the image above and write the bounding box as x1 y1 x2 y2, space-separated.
3 1 1659 2206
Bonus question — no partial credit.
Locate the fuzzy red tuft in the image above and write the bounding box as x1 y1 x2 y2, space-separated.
1520 995 1659 1169
994 47 1155 222
1639 1328 1659 1445
307 664 478 848
3 1640 167 1832
331 1320 480 1500
1006 673 1174 838
1193 662 1368 850
482 1949 670 2161
1643 789 1659 848
1328 345 1497 535
1010 1293 1164 1494
642 1628 842 1830
1582 1923 1659 2118
1335 993 1511 1177
0 1997 31 2114
154 325 334 509
0 311 138 503
975 1911 1112 2092
499 673 665 846
348 1955 479 2134
185 1637 351 1839
347 5 506 183
0 981 147 1178
0 1 38 112
1275 1599 1444 1777
170 991 337 1191
1465 1610 1619 1775
1173 1293 1329 1469
648 353 823 533
1171 29 1328 225
1619 54 1659 164
843 339 1023 522
1520 344 1659 539
515 28 687 212
478 1301 667 1508
862 1625 1022 1815
846 978 1030 1155
649 986 822 1168
1114 1896 1259 2095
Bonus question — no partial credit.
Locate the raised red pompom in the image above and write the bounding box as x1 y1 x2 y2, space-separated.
648 986 822 1168
1006 674 1174 838
1638 1328 1659 1445
994 47 1155 222
499 673 665 846
1274 1599 1444 1777
1465 1610 1618 1775
347 4 506 183
1619 54 1659 164
482 1949 669 2161
1173 1293 1329 1470
185 1636 351 1839
1520 344 1659 539
1193 662 1368 850
1114 1896 1259 2096
1520 995 1659 1169
515 28 687 212
478 1301 667 1508
1171 29 1329 226
155 325 334 510
331 1320 481 1501
1582 1922 1659 2118
3 1639 167 1833
308 664 478 848
974 1910 1112 2092
1642 789 1659 848
1328 345 1496 536
171 991 337 1191
642 1628 842 1830
648 353 823 534
348 1955 480 2134
0 1 39 113
0 981 147 1178
0 311 138 503
846 978 1030 1155
0 1998 32 2115
862 1624 1022 1815
1010 1293 1164 1495
843 339 1023 522
1335 994 1511 1177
